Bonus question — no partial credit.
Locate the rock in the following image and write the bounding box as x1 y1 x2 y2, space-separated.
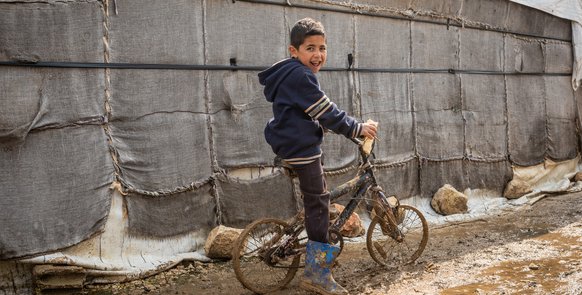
204 225 243 260
431 184 468 215
504 178 533 199
330 203 365 237
329 204 341 220
143 282 156 292
528 263 540 270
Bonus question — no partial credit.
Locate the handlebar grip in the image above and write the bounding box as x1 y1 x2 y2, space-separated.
362 137 374 155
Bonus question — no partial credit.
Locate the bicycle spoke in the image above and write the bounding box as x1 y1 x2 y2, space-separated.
367 205 429 267
232 218 301 294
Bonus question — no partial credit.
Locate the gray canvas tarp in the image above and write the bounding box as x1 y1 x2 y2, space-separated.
217 171 297 228
0 1 112 259
125 185 216 237
509 0 582 89
0 0 580 269
0 126 113 259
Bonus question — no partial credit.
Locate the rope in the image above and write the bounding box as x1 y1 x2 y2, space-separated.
115 154 510 197
324 164 358 176
100 0 125 192
121 177 213 197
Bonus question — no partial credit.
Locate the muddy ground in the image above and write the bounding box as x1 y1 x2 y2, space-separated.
87 192 582 295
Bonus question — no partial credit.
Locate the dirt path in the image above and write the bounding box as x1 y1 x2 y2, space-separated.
87 192 582 295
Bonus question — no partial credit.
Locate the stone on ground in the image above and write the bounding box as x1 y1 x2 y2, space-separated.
431 184 468 215
503 178 533 199
330 203 365 237
204 225 243 259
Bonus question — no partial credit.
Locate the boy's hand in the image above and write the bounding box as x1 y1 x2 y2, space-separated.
360 119 378 139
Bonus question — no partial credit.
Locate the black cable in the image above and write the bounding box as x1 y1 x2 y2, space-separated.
233 0 571 43
0 61 265 71
0 61 570 76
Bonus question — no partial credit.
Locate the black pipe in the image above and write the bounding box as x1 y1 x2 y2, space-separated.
0 61 265 71
0 61 570 76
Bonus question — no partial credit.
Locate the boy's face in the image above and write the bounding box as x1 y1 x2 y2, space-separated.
289 35 327 73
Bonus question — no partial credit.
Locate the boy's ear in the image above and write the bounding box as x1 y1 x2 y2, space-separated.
288 45 298 58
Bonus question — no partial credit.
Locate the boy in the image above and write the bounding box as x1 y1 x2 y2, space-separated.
258 18 377 295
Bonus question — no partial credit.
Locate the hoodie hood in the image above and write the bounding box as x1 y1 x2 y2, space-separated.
258 58 304 102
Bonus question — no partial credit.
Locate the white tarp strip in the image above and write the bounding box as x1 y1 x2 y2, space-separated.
508 0 582 23
509 0 582 90
19 191 210 284
406 156 579 227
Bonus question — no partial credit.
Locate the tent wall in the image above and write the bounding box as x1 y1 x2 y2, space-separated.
0 0 578 266
0 1 113 261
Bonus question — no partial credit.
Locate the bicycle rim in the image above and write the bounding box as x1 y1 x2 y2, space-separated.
232 218 300 294
366 205 429 267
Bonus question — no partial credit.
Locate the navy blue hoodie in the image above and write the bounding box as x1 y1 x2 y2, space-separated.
258 58 362 165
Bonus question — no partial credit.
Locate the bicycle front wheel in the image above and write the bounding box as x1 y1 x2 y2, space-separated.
366 205 428 268
232 218 300 294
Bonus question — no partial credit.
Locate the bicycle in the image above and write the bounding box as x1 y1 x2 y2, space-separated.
231 136 429 294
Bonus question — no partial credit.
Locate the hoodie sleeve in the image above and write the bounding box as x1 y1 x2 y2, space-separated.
292 70 362 139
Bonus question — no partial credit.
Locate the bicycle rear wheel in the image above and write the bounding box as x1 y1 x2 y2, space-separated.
232 218 300 294
366 205 428 267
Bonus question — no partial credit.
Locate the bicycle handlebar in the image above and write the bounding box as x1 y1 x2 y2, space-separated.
351 136 375 157
352 120 378 156
350 137 363 145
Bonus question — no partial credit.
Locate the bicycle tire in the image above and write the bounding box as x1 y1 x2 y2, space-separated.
366 205 429 267
232 218 300 294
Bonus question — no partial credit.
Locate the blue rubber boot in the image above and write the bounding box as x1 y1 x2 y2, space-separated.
299 240 348 295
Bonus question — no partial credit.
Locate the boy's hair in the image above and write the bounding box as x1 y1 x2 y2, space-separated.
290 18 326 49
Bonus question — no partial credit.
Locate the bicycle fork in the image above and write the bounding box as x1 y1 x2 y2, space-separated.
371 188 404 242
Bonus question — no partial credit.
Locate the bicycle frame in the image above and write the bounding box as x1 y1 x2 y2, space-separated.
268 138 402 263
328 166 374 234
328 138 394 237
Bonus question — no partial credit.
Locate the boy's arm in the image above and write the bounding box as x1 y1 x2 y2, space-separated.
308 97 362 138
294 71 362 138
